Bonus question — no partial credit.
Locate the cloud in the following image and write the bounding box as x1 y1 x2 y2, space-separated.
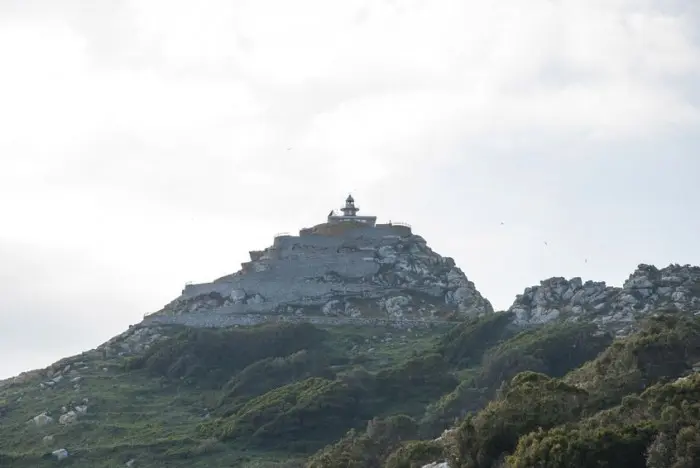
2 1 697 189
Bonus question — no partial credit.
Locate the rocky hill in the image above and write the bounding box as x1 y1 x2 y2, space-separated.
1 199 700 467
143 215 492 329
129 197 699 339
507 263 700 336
102 262 700 361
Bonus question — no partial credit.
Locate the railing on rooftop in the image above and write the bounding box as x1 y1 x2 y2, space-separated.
389 222 412 228
274 232 292 238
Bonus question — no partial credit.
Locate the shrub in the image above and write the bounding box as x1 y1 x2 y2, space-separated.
384 440 444 468
126 323 328 386
507 424 656 468
565 314 700 410
437 312 516 368
305 415 420 468
218 350 335 412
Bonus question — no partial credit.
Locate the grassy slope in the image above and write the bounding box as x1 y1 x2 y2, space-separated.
0 323 444 467
2 312 698 468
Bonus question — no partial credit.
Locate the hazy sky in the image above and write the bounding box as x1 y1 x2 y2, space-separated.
1 0 699 379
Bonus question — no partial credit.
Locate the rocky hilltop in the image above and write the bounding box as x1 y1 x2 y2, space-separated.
141 195 493 329
136 196 700 338
508 263 700 335
3 196 700 468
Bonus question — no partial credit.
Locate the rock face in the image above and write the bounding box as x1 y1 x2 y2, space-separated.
100 326 164 358
142 221 493 328
32 413 53 427
52 448 69 460
508 264 700 335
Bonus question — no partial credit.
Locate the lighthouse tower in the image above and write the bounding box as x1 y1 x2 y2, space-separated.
340 194 359 217
327 194 377 226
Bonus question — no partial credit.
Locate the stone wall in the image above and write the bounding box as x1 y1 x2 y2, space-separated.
180 225 411 305
152 223 493 322
141 311 457 330
303 222 411 237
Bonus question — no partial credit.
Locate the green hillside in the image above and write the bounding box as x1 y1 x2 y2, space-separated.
1 312 698 467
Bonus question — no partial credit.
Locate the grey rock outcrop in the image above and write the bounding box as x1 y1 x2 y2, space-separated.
142 223 493 328
508 264 700 335
52 448 69 460
31 413 53 427
59 411 78 425
100 326 164 358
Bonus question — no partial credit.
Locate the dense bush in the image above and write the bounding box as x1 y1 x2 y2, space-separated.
421 321 611 437
218 349 335 412
437 312 516 368
126 323 328 386
476 322 613 390
440 316 700 468
565 313 700 409
508 424 656 468
384 440 445 468
373 353 459 414
445 372 589 467
306 415 420 468
207 352 459 452
506 373 700 468
213 377 368 450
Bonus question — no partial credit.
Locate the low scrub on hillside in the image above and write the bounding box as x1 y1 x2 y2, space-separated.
218 349 336 413
476 321 614 389
437 312 517 368
304 313 700 467
436 314 700 468
565 313 700 408
444 372 590 467
506 373 700 468
2 311 699 467
206 353 459 451
126 323 329 386
306 414 422 468
420 320 613 436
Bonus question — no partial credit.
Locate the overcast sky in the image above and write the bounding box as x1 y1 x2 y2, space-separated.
1 0 699 379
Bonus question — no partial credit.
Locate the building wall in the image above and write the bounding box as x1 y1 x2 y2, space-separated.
249 250 264 261
181 224 411 300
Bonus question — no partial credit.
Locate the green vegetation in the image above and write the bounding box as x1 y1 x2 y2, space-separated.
1 312 699 467
442 313 700 468
205 352 458 452
444 372 590 467
421 320 613 436
218 349 336 412
506 373 700 468
383 440 444 468
306 414 422 468
565 313 700 407
437 312 517 368
125 323 330 387
0 323 445 467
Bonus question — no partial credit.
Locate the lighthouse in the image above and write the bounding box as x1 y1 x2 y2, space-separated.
327 194 377 227
340 194 359 217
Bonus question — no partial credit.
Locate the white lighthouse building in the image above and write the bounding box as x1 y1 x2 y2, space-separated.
327 194 377 227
